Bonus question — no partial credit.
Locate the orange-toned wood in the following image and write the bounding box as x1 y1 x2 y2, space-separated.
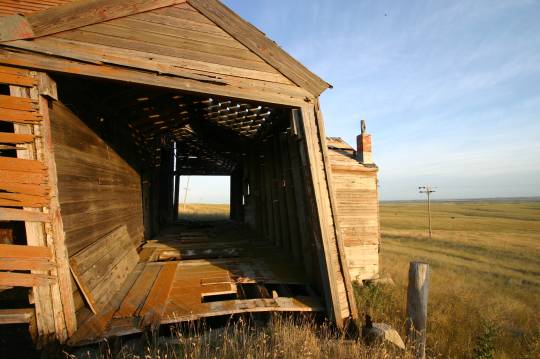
0 94 38 111
0 192 49 207
0 207 50 222
0 157 46 172
0 243 51 260
0 132 35 144
0 108 42 124
114 263 161 318
138 262 177 328
0 272 53 287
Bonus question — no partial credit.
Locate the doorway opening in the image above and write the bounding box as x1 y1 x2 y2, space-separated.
176 175 230 221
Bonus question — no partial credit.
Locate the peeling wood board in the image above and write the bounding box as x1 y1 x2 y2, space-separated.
69 225 139 314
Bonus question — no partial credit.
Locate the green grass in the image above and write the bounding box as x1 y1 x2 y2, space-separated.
369 200 540 358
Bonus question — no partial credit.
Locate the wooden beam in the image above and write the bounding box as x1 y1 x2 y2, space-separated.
188 0 330 96
298 104 344 326
0 272 53 287
0 0 187 42
0 207 49 222
38 72 78 337
0 308 35 324
0 243 51 260
0 132 34 144
0 49 310 106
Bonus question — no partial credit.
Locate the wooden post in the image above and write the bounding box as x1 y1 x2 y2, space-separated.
406 262 430 359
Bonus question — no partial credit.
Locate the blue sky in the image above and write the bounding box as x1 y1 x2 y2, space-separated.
188 0 540 202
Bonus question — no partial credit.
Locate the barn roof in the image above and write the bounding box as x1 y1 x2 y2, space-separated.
0 0 330 97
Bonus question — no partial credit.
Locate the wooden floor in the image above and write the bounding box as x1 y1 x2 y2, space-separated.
68 222 323 346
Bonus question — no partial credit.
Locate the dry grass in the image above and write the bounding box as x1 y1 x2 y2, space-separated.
370 200 540 358
69 316 407 359
70 200 540 358
177 203 229 221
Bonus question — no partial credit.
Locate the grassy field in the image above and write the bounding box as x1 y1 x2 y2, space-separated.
178 203 229 221
371 200 540 358
85 201 538 358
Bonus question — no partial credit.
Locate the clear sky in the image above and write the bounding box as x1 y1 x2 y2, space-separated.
188 0 540 202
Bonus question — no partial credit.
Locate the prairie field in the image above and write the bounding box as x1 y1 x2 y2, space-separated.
177 203 230 221
372 200 540 358
105 200 540 359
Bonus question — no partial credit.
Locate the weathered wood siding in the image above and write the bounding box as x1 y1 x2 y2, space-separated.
327 142 379 282
2 2 312 105
50 101 144 256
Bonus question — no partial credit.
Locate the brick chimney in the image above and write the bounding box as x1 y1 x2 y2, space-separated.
356 120 373 164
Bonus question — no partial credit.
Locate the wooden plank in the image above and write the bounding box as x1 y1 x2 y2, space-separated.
10 84 57 341
69 225 139 313
9 0 188 40
0 271 52 287
188 0 330 96
0 192 48 207
0 182 49 196
0 49 308 106
0 64 35 84
0 132 35 144
114 264 161 318
0 243 51 260
0 208 50 222
0 258 54 271
298 105 344 326
0 94 38 111
313 99 358 320
0 157 46 172
0 308 35 324
138 262 177 328
0 107 42 123
0 14 34 42
37 75 77 338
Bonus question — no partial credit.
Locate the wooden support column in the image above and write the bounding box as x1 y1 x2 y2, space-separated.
297 101 357 327
230 165 243 221
173 174 180 223
280 133 300 261
9 71 77 343
313 99 358 321
265 142 281 247
10 85 56 343
158 146 174 227
150 165 161 236
273 136 290 253
37 74 77 339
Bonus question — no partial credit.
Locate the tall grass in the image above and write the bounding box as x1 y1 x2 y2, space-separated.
68 316 409 359
68 200 539 358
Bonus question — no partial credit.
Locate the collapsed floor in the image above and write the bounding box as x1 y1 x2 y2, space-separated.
70 221 323 346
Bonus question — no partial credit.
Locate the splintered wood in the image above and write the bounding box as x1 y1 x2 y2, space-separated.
69 225 139 314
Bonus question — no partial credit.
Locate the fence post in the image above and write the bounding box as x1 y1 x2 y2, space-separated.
406 262 430 359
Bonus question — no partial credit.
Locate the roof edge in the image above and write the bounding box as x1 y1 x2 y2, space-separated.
187 0 331 97
0 0 332 97
0 0 186 42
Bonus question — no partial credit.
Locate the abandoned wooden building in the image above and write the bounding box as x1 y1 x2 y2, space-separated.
0 0 380 346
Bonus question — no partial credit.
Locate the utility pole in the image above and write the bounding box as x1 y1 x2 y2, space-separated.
182 176 191 212
418 186 436 239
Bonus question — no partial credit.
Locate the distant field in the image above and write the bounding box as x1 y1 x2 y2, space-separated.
375 200 540 358
178 203 229 221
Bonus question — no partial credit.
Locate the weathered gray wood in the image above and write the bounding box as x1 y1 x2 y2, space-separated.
406 262 430 359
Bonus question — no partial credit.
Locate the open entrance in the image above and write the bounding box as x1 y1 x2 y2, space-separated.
176 175 230 221
41 74 327 345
